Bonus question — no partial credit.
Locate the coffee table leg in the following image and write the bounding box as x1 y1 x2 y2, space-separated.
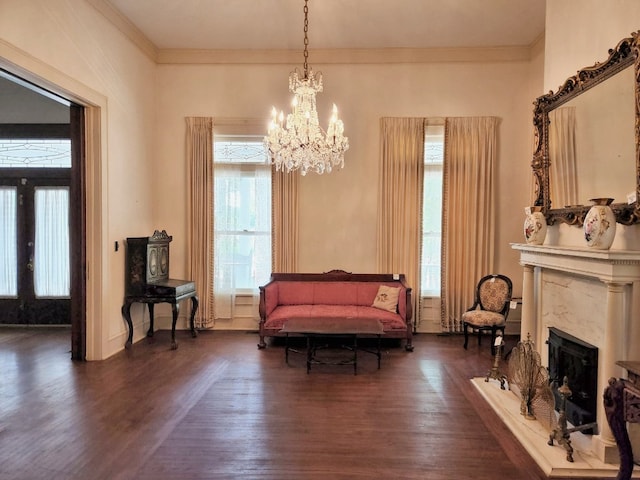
285 333 289 365
353 335 358 375
306 335 312 374
377 334 381 369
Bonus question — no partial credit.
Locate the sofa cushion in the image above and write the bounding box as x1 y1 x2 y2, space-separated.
372 285 400 313
278 281 315 305
264 304 406 332
313 282 358 305
356 283 384 306
357 306 407 330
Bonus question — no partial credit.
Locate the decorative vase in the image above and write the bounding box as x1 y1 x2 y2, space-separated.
583 198 616 249
523 206 547 245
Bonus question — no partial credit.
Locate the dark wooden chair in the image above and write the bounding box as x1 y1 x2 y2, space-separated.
462 274 513 354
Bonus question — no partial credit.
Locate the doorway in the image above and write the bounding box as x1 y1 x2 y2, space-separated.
0 71 86 359
0 168 71 324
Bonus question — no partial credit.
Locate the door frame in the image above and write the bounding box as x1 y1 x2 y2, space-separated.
69 105 86 360
0 104 85 358
2 39 107 360
0 73 98 362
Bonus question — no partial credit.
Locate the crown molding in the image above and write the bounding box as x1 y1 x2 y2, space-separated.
157 45 535 65
90 1 540 66
86 0 158 61
529 32 546 59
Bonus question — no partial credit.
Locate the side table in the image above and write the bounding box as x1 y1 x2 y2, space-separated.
604 360 640 480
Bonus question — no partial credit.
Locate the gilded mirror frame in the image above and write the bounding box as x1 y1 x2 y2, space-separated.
532 31 640 226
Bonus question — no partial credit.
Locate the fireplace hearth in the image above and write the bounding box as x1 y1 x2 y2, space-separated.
547 327 598 434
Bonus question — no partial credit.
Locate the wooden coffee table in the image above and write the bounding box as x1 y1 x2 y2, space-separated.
280 317 385 374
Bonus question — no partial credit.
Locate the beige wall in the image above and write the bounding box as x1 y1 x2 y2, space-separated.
0 0 543 350
157 58 540 302
156 57 540 336
0 0 568 353
542 0 640 248
0 0 157 359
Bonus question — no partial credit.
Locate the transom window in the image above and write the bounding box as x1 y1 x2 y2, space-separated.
0 139 71 168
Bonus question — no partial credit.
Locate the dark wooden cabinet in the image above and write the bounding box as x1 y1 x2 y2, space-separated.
125 234 170 293
121 230 198 349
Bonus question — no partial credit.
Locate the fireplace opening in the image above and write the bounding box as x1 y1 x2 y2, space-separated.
547 327 598 434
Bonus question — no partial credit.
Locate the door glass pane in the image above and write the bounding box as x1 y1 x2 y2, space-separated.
34 187 70 297
0 139 71 168
0 187 17 296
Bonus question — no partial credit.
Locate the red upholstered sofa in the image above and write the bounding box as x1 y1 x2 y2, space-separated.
258 270 413 351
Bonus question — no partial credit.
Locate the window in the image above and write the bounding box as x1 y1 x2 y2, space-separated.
213 135 272 297
421 124 444 296
0 139 71 168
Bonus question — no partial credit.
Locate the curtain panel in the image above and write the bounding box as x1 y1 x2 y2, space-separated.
549 107 578 208
377 117 425 324
441 117 498 332
0 187 17 296
186 117 215 329
272 169 299 273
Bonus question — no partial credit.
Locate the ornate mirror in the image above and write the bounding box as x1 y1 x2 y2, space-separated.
531 31 640 225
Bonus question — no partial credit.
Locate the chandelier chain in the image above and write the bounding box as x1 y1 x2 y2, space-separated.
303 0 309 77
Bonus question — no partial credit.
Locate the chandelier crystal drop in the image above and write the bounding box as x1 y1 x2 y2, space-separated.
265 0 348 175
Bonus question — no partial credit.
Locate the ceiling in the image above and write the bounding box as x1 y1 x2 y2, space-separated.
106 0 546 51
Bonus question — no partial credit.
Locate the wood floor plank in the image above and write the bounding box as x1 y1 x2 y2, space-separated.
0 327 606 479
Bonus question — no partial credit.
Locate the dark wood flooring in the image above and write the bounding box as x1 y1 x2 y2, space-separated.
0 327 608 479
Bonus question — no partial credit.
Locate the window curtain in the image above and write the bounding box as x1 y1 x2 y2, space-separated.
549 107 578 208
186 117 215 329
0 187 17 296
34 187 70 297
272 169 299 273
377 117 425 322
441 117 498 332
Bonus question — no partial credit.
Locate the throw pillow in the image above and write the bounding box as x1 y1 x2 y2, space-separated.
372 285 400 313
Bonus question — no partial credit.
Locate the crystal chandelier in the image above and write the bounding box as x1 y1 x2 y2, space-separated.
265 0 349 175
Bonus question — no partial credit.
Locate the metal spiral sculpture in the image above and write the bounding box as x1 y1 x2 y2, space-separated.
507 334 553 424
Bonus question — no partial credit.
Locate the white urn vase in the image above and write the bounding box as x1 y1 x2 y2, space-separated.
583 198 616 249
523 206 547 245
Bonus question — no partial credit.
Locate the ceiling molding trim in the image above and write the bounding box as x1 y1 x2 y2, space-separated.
157 45 534 65
86 0 158 62
529 31 546 59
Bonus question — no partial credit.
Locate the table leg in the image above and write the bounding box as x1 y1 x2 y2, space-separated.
377 334 381 369
146 303 155 338
121 300 134 349
353 335 358 375
189 295 199 338
604 378 634 480
285 333 290 364
171 302 180 350
306 335 312 374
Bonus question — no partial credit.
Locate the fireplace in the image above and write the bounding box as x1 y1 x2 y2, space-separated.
547 328 598 434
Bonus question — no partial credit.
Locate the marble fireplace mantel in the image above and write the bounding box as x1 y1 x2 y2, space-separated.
512 243 640 464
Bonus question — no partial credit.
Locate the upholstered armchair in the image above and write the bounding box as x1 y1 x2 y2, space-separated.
462 274 513 354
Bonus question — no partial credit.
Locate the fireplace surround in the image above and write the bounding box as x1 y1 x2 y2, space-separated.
513 243 640 464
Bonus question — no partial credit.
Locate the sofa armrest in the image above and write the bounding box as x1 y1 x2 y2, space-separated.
398 276 413 325
259 280 279 322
